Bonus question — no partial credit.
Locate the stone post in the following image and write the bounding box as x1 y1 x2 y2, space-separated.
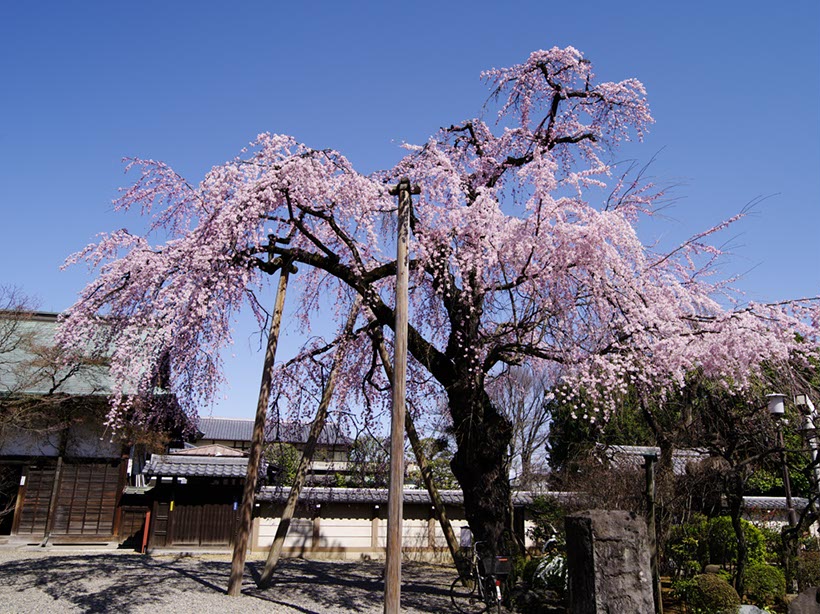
565 510 655 614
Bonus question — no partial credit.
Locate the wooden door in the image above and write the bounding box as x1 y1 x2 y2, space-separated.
151 499 171 547
52 461 121 536
171 502 239 546
13 464 55 536
118 505 150 548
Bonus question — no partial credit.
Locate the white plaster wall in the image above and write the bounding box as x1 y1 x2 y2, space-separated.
316 518 372 549
256 517 313 549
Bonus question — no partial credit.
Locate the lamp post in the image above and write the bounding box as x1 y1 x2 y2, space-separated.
795 394 820 502
642 452 662 614
767 394 798 527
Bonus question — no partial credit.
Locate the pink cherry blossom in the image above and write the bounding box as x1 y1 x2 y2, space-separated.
58 46 819 550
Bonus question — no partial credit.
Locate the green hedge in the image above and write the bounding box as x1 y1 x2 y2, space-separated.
797 551 820 591
674 574 740 614
743 562 785 607
666 514 771 579
706 516 766 567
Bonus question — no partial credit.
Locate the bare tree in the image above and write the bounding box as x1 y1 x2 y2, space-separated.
1 293 107 438
0 287 110 529
490 365 553 489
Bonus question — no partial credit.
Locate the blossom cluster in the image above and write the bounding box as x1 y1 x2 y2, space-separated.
59 46 819 431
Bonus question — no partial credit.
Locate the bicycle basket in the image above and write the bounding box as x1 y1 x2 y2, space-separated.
479 555 512 577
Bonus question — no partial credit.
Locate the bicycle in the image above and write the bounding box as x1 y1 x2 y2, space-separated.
449 539 511 613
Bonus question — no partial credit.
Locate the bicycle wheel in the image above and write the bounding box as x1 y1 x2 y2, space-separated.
481 576 502 614
450 575 486 613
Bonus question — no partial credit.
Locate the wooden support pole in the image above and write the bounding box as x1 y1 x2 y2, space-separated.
141 510 151 554
227 261 293 597
41 427 68 546
644 453 662 614
41 455 63 545
259 297 361 587
384 178 416 614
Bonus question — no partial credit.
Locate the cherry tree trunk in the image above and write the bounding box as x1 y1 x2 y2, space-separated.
448 383 515 555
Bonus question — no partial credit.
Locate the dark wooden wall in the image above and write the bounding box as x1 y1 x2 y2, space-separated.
12 460 123 538
149 483 240 548
13 464 55 535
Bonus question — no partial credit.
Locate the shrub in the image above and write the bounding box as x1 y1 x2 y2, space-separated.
759 526 783 564
706 516 766 567
533 554 567 593
519 554 567 594
508 555 566 614
671 577 699 606
743 562 785 607
666 513 709 578
520 556 540 586
797 551 820 591
666 514 774 579
527 495 566 551
675 574 740 614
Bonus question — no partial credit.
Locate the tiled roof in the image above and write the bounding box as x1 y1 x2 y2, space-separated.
197 416 351 446
256 486 556 506
743 496 809 511
270 420 351 446
254 487 810 513
197 417 254 442
0 312 112 396
143 454 249 478
601 445 708 476
171 444 246 457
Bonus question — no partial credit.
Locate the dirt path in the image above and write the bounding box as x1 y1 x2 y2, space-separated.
0 550 456 613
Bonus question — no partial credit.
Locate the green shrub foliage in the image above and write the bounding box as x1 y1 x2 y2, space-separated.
666 514 772 579
742 562 785 607
675 574 740 614
797 551 820 591
706 516 766 567
526 495 566 551
667 513 709 577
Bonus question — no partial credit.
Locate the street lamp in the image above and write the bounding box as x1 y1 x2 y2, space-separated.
795 395 820 502
768 393 798 527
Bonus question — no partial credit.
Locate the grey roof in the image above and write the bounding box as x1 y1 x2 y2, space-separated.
143 454 249 478
0 311 111 396
197 416 351 446
270 420 351 446
197 417 255 442
254 487 810 513
171 444 246 457
601 445 708 476
256 486 552 506
743 496 809 511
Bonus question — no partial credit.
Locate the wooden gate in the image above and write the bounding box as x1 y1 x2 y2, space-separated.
119 505 150 549
172 501 238 546
53 462 121 535
13 465 55 535
13 460 122 537
149 486 240 548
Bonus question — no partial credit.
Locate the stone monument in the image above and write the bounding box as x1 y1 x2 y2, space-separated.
565 509 655 613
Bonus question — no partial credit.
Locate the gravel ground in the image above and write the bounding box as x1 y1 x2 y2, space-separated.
0 549 457 613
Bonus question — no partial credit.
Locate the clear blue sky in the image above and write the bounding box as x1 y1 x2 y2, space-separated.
1 1 818 419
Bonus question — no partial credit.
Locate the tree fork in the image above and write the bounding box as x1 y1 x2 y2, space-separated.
259 296 361 587
227 259 294 597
